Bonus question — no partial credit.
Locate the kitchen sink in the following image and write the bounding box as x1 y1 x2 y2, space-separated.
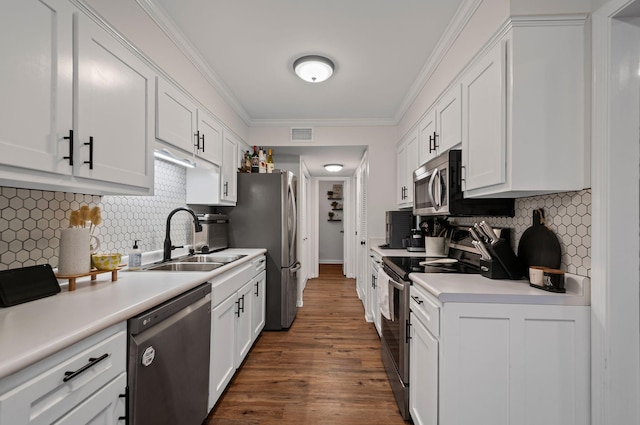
144 262 224 272
181 254 247 264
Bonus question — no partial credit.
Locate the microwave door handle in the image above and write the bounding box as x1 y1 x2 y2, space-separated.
429 169 441 210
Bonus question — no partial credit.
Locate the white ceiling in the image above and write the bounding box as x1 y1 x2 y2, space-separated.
147 0 465 175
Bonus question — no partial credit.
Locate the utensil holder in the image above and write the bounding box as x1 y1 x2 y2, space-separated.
58 228 91 275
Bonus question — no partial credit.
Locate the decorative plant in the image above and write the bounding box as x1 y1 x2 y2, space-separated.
68 205 102 239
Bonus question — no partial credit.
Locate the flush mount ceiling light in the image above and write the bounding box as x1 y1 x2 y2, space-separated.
293 55 335 83
324 164 343 172
154 149 196 168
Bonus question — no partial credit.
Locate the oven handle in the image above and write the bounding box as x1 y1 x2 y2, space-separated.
387 277 405 291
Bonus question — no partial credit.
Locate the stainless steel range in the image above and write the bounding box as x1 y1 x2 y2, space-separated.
379 225 493 420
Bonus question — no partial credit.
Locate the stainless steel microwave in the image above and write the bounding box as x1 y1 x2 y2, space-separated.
413 150 514 217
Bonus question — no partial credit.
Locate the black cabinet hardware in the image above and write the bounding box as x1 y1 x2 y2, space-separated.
84 136 93 169
63 129 73 166
429 131 439 153
63 353 109 382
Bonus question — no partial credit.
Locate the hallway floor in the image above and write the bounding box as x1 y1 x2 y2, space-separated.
205 264 409 424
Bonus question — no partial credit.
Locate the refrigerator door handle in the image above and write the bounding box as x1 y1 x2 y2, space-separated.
288 180 297 260
291 262 301 273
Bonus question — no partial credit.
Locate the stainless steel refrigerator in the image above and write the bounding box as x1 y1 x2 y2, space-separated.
226 171 300 330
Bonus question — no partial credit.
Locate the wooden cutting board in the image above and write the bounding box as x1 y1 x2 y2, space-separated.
517 208 561 278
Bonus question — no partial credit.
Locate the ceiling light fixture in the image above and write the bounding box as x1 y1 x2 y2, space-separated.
293 55 335 83
324 164 343 172
154 149 196 168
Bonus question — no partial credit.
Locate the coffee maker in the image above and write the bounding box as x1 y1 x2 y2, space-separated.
193 214 229 253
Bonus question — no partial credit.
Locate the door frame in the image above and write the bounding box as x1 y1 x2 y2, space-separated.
592 1 640 423
309 176 354 278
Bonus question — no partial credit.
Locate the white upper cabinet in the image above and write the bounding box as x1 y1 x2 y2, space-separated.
0 0 154 195
0 0 74 178
156 77 197 154
156 77 223 166
196 109 223 165
397 129 418 208
462 17 588 198
418 84 462 165
221 132 239 204
75 13 154 191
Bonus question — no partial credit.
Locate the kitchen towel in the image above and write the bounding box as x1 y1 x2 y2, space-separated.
377 268 394 321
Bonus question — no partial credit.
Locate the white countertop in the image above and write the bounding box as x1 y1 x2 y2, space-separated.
0 248 266 380
410 272 590 306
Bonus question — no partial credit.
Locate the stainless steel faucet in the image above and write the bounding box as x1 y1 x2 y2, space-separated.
163 208 203 262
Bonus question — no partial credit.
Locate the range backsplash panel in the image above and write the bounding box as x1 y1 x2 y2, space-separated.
0 161 591 276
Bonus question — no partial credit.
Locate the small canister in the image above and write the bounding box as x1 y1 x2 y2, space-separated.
542 268 565 292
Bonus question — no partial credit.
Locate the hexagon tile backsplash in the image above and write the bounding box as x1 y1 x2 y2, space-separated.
0 160 192 271
454 189 591 277
0 158 592 277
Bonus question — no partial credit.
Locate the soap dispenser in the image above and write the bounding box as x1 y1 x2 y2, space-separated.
128 240 142 270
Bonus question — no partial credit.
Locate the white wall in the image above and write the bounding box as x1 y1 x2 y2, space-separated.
86 0 249 141
249 126 397 239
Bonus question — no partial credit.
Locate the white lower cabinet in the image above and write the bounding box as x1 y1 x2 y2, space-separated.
0 323 126 425
209 255 266 409
409 284 590 425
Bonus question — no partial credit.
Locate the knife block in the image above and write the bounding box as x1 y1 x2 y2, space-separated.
480 259 511 279
485 239 524 280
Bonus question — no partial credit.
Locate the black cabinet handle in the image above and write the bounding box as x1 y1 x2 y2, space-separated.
254 281 259 296
84 136 93 170
63 129 73 166
411 295 423 305
63 353 109 382
235 299 241 317
240 294 245 314
194 131 200 150
429 131 439 153
201 133 205 152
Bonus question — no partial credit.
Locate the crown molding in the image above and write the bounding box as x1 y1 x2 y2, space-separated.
394 0 483 124
136 0 252 126
250 117 397 128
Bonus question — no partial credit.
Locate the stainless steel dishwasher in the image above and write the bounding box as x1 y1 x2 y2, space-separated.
127 282 211 425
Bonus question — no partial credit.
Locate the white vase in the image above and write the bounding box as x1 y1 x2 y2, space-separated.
58 228 91 275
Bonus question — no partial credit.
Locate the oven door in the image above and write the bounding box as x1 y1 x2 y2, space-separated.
380 269 409 383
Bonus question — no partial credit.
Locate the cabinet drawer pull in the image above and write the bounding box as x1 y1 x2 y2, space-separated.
411 295 423 305
201 133 205 152
235 299 241 317
63 129 74 166
429 131 439 153
254 281 259 296
84 136 94 170
240 294 245 313
194 131 200 150
63 353 109 382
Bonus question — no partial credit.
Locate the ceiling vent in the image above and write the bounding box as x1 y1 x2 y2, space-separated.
291 127 313 142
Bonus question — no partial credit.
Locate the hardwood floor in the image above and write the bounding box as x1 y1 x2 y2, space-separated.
205 264 409 425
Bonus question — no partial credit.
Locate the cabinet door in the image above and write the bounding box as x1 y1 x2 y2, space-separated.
396 130 417 207
220 133 238 203
53 374 125 425
410 313 438 425
251 271 266 341
196 109 223 165
461 41 506 191
75 14 154 190
0 0 73 176
418 110 437 165
436 83 462 154
156 77 197 154
209 293 237 409
235 281 253 367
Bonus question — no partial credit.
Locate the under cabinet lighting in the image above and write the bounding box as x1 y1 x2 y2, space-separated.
154 149 196 168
